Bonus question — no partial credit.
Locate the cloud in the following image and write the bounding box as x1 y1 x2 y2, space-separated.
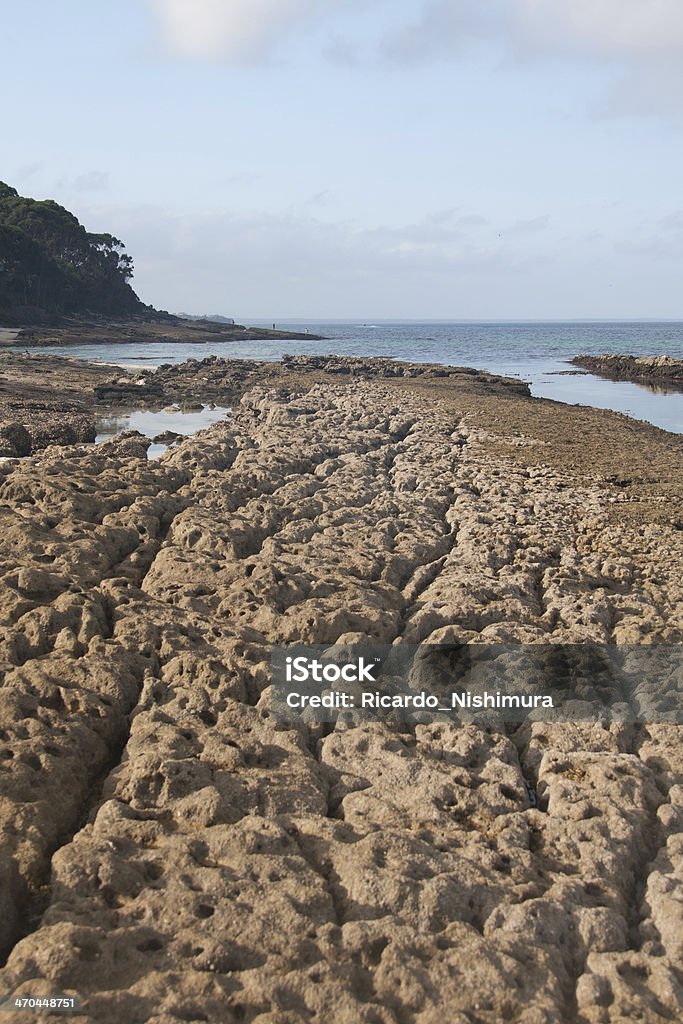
383 0 683 61
148 1 683 116
73 171 109 192
56 171 110 193
151 0 324 60
323 34 362 68
382 1 683 115
96 201 535 317
149 0 683 64
503 215 550 237
515 0 683 59
659 210 683 232
380 2 494 64
17 161 44 181
80 198 683 318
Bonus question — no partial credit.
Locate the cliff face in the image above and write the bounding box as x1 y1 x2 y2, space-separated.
0 182 144 323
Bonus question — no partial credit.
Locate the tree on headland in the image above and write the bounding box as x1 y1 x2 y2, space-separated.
0 181 145 322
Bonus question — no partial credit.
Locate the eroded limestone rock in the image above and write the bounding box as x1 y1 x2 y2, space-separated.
0 380 680 1023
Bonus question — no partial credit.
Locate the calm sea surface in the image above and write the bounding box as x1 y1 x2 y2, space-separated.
17 321 683 433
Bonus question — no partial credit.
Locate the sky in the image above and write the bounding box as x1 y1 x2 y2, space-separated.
3 0 683 320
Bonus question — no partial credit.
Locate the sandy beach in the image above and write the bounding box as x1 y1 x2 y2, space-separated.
0 356 681 1022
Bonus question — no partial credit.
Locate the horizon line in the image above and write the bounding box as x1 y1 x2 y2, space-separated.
186 315 683 325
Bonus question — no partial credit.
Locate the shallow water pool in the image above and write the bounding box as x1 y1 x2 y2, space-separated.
95 404 231 458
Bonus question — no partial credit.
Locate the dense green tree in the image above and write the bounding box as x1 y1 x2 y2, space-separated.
0 181 144 321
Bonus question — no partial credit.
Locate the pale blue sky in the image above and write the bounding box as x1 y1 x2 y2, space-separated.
3 0 683 319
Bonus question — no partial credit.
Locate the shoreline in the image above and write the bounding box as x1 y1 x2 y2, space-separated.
0 352 531 457
572 352 683 391
0 313 324 348
2 349 682 462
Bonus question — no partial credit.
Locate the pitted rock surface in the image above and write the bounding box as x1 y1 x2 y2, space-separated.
0 380 681 1024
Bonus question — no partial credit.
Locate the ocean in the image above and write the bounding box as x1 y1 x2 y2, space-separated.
18 320 683 433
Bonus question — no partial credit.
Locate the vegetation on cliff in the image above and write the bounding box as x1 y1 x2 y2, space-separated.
0 182 144 322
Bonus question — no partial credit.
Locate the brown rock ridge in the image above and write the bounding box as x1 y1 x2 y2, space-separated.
572 354 683 391
0 353 528 457
0 376 680 1022
145 354 530 406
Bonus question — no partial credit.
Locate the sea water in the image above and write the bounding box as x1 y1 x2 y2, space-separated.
14 321 683 433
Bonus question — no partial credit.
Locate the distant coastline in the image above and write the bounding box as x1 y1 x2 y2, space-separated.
0 181 323 345
4 320 681 432
1 312 323 348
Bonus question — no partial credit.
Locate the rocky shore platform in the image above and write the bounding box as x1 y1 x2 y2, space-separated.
0 355 681 1023
571 354 683 391
0 353 528 457
1 314 323 349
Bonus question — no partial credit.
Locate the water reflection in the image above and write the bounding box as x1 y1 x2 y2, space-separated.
11 320 683 433
96 404 231 458
526 370 682 434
